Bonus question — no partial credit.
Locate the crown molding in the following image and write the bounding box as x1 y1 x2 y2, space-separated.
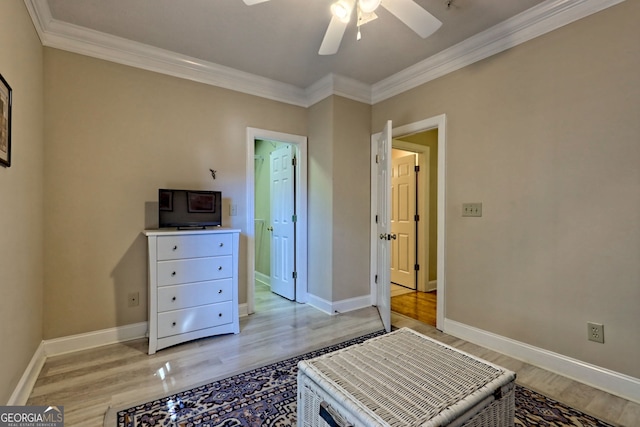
305 74 373 106
24 0 625 107
23 0 309 107
371 0 626 103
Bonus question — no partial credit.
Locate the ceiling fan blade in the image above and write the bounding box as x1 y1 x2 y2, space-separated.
318 16 349 55
381 0 442 39
243 0 270 5
318 0 355 55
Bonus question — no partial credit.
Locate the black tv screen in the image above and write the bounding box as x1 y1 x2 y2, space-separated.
158 189 222 228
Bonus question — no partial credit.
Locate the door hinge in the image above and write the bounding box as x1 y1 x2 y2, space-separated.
414 214 419 221
375 274 378 284
292 214 297 222
375 214 378 224
415 165 420 172
375 154 379 164
415 264 420 271
292 156 297 166
292 271 297 279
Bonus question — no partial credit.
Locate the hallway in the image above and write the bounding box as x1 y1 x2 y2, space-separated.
391 284 437 327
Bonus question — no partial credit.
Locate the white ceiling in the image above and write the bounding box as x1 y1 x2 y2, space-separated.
26 0 622 106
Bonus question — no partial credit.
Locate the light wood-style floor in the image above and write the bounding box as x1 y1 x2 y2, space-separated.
27 284 639 426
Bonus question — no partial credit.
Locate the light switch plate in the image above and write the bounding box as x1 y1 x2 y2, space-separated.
462 203 482 217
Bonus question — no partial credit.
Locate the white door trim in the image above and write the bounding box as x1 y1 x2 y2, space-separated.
246 128 308 314
370 114 446 330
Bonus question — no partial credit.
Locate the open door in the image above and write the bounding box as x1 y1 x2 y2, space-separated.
376 120 392 332
391 153 417 289
270 144 296 300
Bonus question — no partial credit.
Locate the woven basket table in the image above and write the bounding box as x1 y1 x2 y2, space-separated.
297 328 516 427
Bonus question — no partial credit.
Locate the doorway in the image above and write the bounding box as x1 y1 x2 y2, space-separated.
370 115 446 330
246 128 308 315
390 140 432 293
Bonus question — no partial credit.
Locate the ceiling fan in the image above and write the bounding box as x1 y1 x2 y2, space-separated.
242 0 442 55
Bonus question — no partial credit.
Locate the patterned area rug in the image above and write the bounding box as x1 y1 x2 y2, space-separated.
115 331 614 427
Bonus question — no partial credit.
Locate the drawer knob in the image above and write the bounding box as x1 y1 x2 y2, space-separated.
218 313 223 317
218 289 223 294
218 266 223 271
172 322 176 327
219 242 224 247
172 296 176 301
172 245 178 251
171 271 176 276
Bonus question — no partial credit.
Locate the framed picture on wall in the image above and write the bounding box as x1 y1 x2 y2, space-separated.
0 73 12 168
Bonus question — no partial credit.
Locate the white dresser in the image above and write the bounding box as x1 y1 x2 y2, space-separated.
144 228 241 354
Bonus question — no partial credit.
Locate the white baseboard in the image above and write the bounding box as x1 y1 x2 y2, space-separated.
239 303 249 318
306 293 372 315
254 271 270 288
427 280 437 292
43 322 148 357
444 318 640 404
7 342 47 405
13 306 247 403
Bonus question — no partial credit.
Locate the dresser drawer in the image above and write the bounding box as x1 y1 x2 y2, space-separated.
157 256 233 286
157 301 233 338
157 279 232 312
157 233 232 260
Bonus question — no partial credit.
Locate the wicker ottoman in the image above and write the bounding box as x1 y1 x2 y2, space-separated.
297 328 516 427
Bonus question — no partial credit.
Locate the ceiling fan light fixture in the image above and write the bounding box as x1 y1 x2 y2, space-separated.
331 0 352 23
358 0 381 14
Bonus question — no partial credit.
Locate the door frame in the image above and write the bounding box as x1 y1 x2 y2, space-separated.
370 114 446 330
246 128 308 314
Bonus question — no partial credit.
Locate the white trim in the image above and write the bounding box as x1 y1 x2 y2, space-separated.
444 318 640 404
246 128 308 314
9 323 148 404
8 342 47 405
254 271 271 288
304 74 372 107
238 303 249 318
372 0 626 103
22 0 308 107
427 280 437 293
23 0 625 107
305 294 334 315
305 293 373 316
371 115 447 330
43 322 148 357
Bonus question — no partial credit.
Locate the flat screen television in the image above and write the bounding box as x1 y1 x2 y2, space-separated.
158 189 222 228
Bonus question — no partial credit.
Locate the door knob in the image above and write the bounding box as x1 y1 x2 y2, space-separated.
267 226 274 232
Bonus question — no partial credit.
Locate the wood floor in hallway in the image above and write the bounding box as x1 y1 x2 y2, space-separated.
391 284 437 326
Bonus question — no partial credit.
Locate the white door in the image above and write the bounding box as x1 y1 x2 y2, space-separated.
391 154 417 289
270 144 296 300
376 121 392 332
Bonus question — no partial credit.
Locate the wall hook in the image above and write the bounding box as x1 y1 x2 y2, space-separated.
210 168 217 180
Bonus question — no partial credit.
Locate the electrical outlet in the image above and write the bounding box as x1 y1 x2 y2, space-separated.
462 202 482 217
588 322 604 343
128 292 139 307
230 204 238 216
